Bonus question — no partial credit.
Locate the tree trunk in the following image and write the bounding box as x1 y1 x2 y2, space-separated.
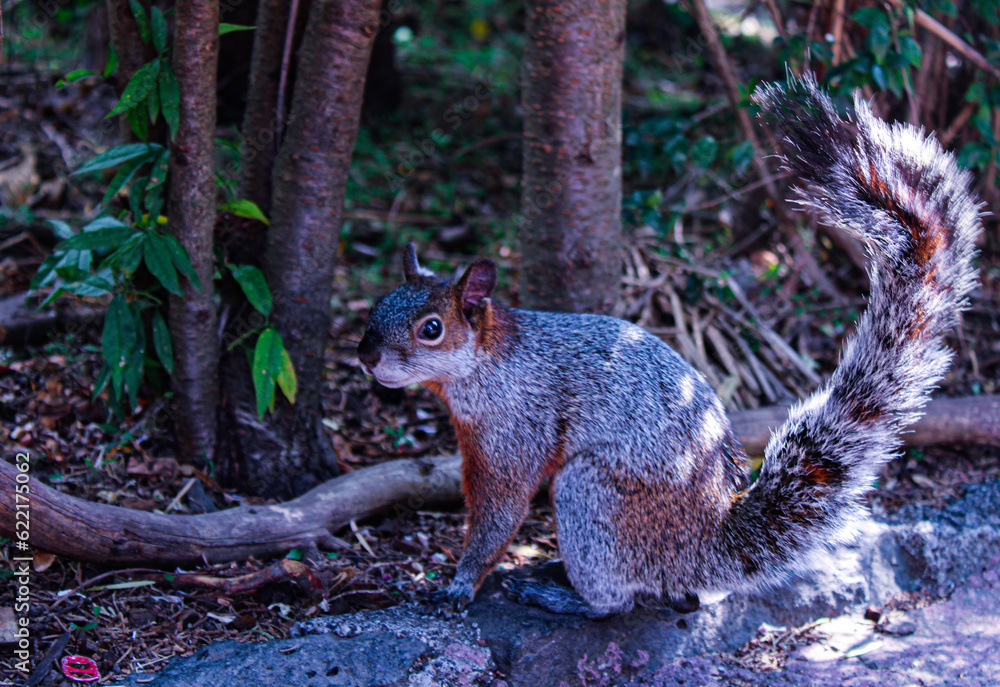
105 0 156 140
237 0 296 213
167 0 220 464
218 0 381 499
519 0 626 314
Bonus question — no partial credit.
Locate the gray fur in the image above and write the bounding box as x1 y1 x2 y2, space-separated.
358 75 981 617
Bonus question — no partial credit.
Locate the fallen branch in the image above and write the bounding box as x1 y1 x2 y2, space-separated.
0 454 461 567
0 293 104 348
2 396 995 568
731 394 1000 455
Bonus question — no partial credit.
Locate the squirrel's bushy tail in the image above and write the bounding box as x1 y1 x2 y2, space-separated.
712 74 980 590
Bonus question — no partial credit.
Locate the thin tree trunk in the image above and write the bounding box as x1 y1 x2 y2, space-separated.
519 0 626 314
237 0 294 214
106 0 153 94
167 0 220 464
106 0 155 140
219 0 381 499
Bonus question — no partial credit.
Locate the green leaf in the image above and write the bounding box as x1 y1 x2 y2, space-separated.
900 36 922 66
83 215 129 232
73 143 162 175
871 63 888 90
143 149 169 222
130 174 150 220
102 155 147 206
230 264 272 316
108 59 160 117
130 0 151 44
47 219 75 240
125 106 149 142
145 187 165 225
92 363 112 401
276 341 297 404
851 7 885 28
104 42 119 79
31 253 63 290
147 75 160 125
252 328 283 417
107 233 146 275
144 233 182 296
729 140 755 177
145 148 169 195
159 63 180 140
56 69 97 88
157 233 202 290
103 295 136 394
124 307 145 410
965 81 987 103
219 23 255 35
867 22 891 62
152 309 173 374
218 199 270 225
60 225 137 252
151 7 168 54
690 135 718 169
927 0 957 17
62 273 115 297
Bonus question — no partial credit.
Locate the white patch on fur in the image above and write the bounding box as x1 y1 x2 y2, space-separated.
673 448 694 480
677 374 696 406
700 404 726 448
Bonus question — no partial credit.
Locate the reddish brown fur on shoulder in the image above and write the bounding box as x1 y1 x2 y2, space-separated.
475 302 521 357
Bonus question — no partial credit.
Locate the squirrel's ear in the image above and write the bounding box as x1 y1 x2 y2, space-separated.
456 258 497 319
402 242 435 281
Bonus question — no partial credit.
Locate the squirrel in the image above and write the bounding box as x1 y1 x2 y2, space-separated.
356 74 981 619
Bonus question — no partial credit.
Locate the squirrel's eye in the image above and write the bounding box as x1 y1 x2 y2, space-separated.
418 317 443 342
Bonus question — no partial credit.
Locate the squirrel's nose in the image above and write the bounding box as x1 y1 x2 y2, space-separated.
357 334 381 370
358 348 381 369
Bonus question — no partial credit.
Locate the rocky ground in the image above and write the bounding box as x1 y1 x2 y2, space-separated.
122 479 1000 687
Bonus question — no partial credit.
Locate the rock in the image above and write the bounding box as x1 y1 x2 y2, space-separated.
125 480 1000 687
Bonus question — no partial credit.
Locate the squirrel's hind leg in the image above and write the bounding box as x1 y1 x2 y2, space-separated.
548 453 643 618
502 577 615 619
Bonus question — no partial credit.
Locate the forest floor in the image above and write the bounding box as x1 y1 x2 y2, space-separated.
2 25 1000 686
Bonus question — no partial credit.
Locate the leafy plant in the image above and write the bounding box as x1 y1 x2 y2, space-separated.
225 262 298 418
31 8 291 421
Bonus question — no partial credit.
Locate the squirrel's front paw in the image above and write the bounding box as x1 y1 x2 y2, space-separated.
420 582 475 615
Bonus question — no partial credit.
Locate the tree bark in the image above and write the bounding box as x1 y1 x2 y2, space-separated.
237 0 295 214
218 0 381 499
105 0 154 96
105 0 156 140
167 0 220 464
519 0 626 314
